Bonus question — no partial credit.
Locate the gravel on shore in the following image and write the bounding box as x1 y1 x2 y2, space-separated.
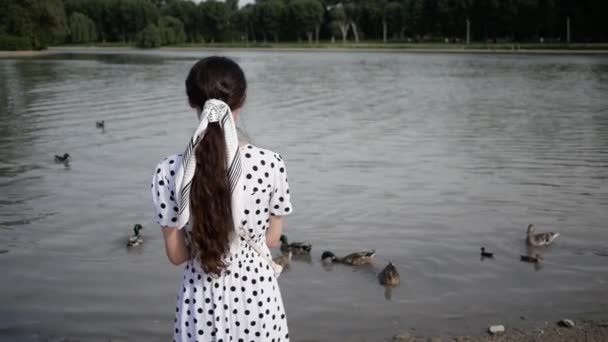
389 320 608 342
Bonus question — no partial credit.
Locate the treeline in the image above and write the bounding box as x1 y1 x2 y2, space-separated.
1 0 607 50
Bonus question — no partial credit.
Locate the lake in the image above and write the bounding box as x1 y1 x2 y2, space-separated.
0 48 607 341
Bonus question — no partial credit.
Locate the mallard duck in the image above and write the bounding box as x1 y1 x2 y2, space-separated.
96 120 105 129
321 250 376 266
480 247 494 258
127 224 143 247
526 224 560 247
378 261 400 286
54 153 70 163
520 254 542 263
273 250 292 268
280 234 311 255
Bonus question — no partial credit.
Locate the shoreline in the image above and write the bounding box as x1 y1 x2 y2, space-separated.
0 50 57 58
388 319 608 342
2 44 608 58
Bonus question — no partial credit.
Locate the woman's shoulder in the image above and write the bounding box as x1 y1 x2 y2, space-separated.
153 153 183 181
241 144 285 163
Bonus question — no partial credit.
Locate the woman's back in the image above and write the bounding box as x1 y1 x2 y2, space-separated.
152 143 292 341
151 56 292 342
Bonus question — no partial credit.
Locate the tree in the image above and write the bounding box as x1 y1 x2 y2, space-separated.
254 0 286 42
159 16 186 45
330 5 350 43
198 1 230 42
69 12 97 43
288 0 324 44
232 4 255 42
162 0 200 42
136 23 161 48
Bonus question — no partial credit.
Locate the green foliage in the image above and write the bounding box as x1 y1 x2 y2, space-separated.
0 0 68 49
136 23 161 48
161 0 200 42
0 34 33 50
198 1 231 42
159 16 186 45
254 0 286 42
288 0 324 42
69 12 97 43
2 0 608 51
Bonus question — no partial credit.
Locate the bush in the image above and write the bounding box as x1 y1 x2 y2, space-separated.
0 34 33 50
160 16 186 45
136 24 161 48
69 12 97 44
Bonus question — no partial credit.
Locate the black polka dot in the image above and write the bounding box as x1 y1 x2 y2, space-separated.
245 153 251 158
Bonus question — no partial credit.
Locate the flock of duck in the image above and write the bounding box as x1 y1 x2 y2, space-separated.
58 121 560 289
272 224 560 287
122 214 559 288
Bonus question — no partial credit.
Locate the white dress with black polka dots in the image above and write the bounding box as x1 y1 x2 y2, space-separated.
151 144 293 342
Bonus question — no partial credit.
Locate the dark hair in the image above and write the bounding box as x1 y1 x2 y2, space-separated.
185 56 247 275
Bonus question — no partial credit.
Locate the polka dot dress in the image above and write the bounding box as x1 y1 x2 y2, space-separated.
151 144 293 342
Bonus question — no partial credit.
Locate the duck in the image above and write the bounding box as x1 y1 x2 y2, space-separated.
378 261 400 286
96 120 105 129
526 224 560 247
127 224 143 247
54 153 70 163
273 250 292 268
279 234 312 255
321 250 376 266
480 247 494 258
520 254 542 263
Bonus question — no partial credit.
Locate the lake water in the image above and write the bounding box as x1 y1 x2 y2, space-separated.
1 48 607 341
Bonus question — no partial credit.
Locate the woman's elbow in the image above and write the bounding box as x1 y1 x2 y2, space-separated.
167 252 188 266
267 238 280 249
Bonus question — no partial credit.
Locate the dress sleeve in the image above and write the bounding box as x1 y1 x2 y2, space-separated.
269 154 293 216
151 161 179 227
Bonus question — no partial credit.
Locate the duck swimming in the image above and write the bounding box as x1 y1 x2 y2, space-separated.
127 224 143 247
54 153 70 163
520 254 542 263
378 261 400 286
280 234 311 255
321 250 376 266
96 120 105 129
273 250 292 268
480 247 494 258
526 224 560 247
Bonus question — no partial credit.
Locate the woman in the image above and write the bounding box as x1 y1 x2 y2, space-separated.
151 56 292 342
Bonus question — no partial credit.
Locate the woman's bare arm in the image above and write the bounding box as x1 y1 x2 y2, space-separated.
161 227 190 265
265 216 284 248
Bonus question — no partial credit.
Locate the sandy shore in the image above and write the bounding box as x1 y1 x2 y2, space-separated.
0 50 59 58
389 320 608 342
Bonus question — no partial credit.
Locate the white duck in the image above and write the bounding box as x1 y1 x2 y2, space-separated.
526 224 559 247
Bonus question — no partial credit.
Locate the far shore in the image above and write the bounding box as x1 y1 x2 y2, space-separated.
2 42 608 57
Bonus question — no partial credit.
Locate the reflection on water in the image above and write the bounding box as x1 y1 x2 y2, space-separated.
0 50 607 341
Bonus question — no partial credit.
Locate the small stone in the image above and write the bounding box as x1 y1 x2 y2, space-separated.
558 319 575 328
392 333 411 341
488 324 505 335
427 337 442 342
